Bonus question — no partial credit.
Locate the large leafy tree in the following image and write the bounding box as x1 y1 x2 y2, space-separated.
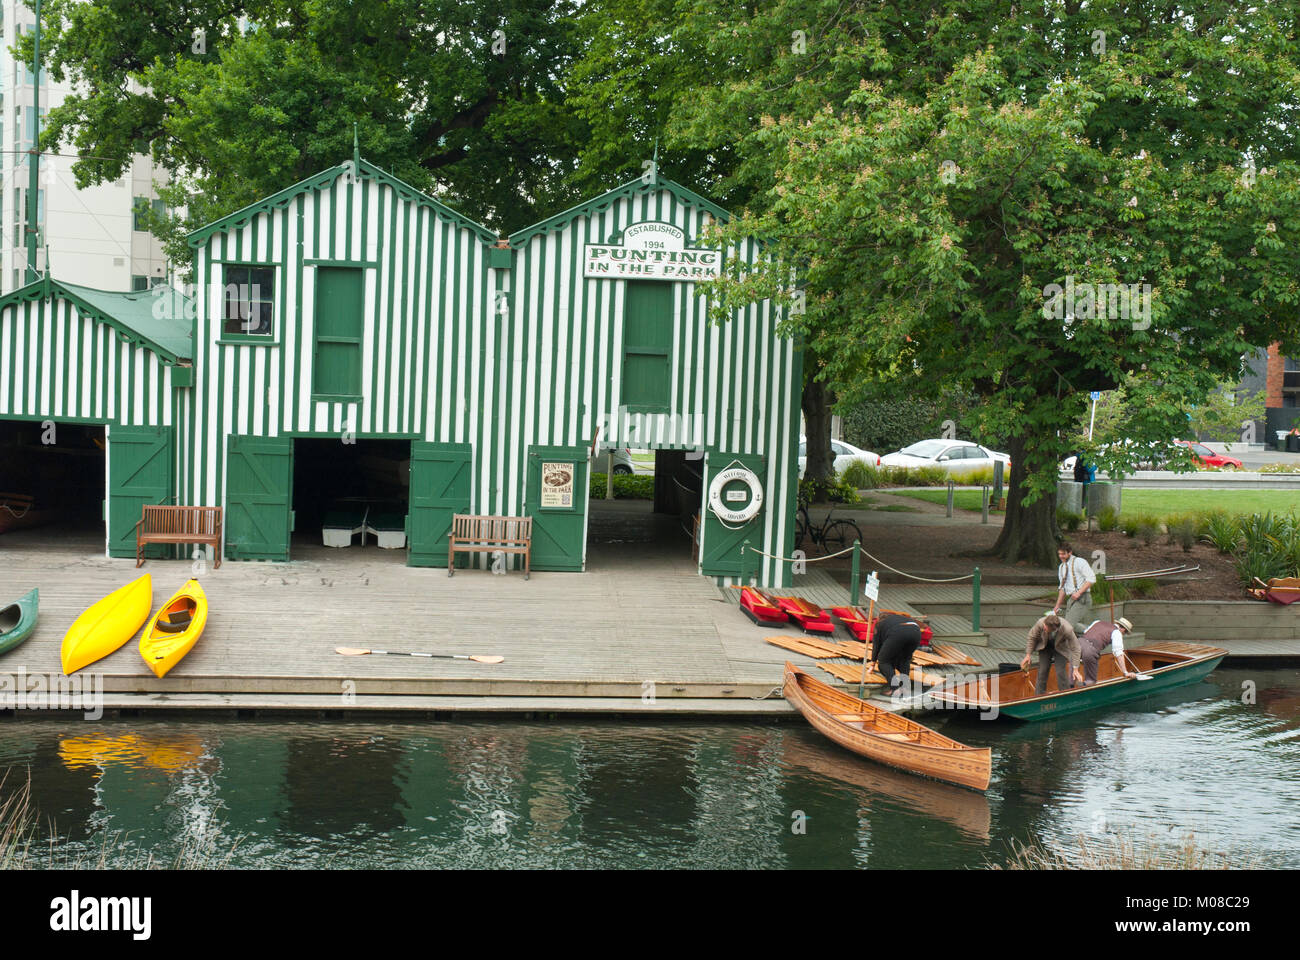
696 1 1300 564
25 0 588 266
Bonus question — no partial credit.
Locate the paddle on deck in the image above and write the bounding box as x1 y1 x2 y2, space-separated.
336 647 505 664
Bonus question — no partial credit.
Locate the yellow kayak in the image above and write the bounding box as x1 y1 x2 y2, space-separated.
139 579 208 678
62 574 152 674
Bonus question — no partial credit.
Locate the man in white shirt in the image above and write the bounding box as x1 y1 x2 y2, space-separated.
1079 617 1134 684
1052 542 1096 634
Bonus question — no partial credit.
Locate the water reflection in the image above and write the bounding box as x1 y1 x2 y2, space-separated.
0 668 1293 868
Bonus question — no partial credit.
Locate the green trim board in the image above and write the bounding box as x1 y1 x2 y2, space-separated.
187 159 497 248
508 175 732 247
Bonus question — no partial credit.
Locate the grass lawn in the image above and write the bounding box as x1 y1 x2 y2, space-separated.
893 487 1300 520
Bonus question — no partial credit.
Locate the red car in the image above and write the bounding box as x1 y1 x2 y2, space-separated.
1175 440 1243 469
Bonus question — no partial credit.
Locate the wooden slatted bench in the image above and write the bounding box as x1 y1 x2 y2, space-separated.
448 514 532 579
136 505 223 568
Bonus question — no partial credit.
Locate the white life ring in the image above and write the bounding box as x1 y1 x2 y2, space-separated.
708 465 763 525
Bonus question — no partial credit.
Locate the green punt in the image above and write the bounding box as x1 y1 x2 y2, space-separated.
0 588 38 656
928 641 1228 721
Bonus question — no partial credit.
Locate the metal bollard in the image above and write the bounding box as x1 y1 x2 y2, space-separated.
972 566 981 632
946 480 954 518
981 485 989 524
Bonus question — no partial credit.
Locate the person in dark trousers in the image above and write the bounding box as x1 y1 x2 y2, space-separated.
1020 614 1083 695
871 613 922 690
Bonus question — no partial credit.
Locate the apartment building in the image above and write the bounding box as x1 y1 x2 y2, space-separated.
1 1 168 293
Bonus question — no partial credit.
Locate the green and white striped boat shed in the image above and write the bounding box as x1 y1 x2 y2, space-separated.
0 159 803 586
0 276 193 554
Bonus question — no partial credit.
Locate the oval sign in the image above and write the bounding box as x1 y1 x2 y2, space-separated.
708 466 763 524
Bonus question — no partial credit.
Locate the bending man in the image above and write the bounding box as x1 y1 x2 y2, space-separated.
1079 617 1134 685
1020 614 1083 695
871 613 922 691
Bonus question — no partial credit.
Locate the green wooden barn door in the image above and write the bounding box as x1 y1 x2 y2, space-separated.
525 445 589 571
699 451 767 579
407 442 472 567
107 424 175 558
225 434 293 561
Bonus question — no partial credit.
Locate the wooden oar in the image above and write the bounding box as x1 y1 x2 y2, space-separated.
335 647 504 664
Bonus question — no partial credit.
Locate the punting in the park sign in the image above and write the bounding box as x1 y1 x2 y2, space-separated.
583 221 722 281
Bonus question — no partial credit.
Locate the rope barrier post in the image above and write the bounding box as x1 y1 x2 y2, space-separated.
850 540 861 606
740 539 750 586
993 460 1004 505
981 485 989 524
972 566 981 632
946 479 954 518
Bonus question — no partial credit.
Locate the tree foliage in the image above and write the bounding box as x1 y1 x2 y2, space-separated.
694 1 1300 564
26 0 589 269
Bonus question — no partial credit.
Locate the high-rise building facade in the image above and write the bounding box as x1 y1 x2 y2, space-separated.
1 1 169 293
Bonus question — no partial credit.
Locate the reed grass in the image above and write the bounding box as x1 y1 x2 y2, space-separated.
1 770 242 870
991 830 1262 870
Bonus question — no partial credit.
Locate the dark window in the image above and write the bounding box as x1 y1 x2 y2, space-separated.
131 276 149 292
223 265 276 337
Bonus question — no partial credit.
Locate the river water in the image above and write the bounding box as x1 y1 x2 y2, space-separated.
1 667 1296 869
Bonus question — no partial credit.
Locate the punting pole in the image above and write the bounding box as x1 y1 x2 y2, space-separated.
856 595 876 698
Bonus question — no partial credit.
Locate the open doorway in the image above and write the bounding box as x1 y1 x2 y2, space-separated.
0 420 105 547
585 447 701 573
291 438 411 557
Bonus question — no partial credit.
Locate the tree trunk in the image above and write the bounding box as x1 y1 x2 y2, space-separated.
802 373 836 480
990 434 1060 566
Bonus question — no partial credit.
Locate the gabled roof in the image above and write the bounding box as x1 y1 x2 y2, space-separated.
186 158 498 248
508 175 732 247
0 277 194 363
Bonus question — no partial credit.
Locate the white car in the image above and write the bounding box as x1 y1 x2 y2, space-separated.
797 437 878 478
879 439 1009 474
592 446 634 475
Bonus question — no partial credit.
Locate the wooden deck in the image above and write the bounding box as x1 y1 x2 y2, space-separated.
1 521 1293 717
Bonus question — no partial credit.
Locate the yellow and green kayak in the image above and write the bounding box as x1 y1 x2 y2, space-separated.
139 579 208 678
61 574 152 675
0 588 38 656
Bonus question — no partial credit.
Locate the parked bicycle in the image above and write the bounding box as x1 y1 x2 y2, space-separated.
794 504 863 555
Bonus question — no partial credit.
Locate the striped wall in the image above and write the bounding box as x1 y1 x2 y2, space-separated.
0 296 177 426
184 169 492 511
185 164 801 585
502 188 803 585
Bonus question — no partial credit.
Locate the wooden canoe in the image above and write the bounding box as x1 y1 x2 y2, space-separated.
0 587 38 656
61 574 152 675
927 641 1227 721
782 662 991 791
139 579 208 678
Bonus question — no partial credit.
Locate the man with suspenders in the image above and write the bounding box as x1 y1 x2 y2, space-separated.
1053 542 1096 634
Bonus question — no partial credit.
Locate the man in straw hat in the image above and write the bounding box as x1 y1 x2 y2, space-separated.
1020 614 1083 695
1078 617 1134 685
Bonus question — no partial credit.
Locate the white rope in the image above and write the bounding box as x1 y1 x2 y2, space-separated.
743 542 974 583
1 502 32 519
856 547 975 582
744 543 857 562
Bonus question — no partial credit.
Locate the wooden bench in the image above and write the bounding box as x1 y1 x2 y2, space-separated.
136 505 223 568
448 514 532 579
